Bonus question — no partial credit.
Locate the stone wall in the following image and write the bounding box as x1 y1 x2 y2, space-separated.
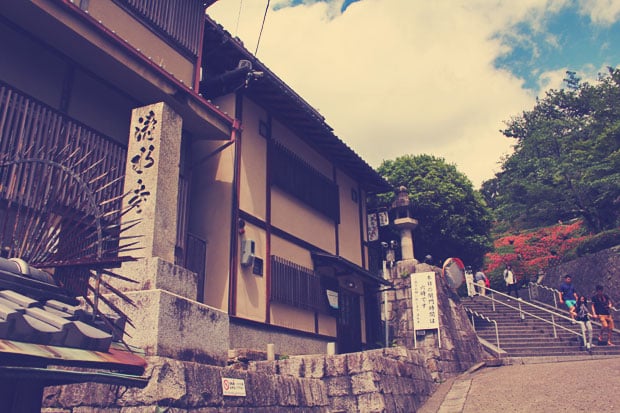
43 348 437 413
542 246 620 302
43 356 329 412
42 258 489 412
250 347 436 413
384 261 487 379
230 319 330 357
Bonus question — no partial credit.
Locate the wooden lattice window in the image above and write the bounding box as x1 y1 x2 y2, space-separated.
270 142 340 223
270 256 327 313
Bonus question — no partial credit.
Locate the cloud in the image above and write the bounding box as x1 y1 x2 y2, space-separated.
206 0 586 187
578 0 620 26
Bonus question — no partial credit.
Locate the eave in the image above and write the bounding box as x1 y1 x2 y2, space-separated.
202 16 392 192
0 0 234 141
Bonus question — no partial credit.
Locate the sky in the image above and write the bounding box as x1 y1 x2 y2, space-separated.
207 0 620 188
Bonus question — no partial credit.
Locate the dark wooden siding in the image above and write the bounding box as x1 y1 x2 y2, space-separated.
0 81 127 211
113 0 205 56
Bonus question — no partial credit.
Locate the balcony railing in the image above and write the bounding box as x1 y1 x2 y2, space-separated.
0 81 127 212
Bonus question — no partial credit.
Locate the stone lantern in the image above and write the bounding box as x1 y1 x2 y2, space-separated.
390 186 418 262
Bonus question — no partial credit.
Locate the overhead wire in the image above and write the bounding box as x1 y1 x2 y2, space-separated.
255 0 270 56
234 0 243 37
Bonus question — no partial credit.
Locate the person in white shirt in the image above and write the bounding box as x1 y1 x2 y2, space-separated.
503 264 519 298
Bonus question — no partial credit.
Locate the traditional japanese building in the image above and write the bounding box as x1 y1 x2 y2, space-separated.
0 0 392 368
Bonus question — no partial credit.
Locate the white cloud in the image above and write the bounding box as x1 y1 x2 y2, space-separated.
537 67 569 90
578 0 620 26
206 0 579 187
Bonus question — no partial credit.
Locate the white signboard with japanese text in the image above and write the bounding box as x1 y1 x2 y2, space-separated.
222 378 246 396
411 272 440 331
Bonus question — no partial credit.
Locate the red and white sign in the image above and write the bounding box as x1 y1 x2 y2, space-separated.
222 377 246 396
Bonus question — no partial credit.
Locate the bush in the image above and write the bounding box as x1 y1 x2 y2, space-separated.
574 228 620 256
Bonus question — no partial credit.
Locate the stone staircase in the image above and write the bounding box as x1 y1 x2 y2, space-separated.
463 294 620 359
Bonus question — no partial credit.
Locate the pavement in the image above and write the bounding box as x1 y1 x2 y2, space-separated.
418 356 620 413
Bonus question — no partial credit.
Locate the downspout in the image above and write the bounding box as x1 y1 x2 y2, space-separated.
194 13 207 92
358 184 366 268
191 122 239 168
265 115 272 324
228 96 243 316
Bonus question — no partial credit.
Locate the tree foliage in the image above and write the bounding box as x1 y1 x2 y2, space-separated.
482 67 620 232
375 154 493 269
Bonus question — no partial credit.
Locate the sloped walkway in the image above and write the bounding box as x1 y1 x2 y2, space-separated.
419 356 620 413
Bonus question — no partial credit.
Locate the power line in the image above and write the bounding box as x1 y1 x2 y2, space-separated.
255 0 270 56
234 0 243 37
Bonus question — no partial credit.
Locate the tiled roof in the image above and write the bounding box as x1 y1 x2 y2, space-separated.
0 257 146 379
0 290 112 352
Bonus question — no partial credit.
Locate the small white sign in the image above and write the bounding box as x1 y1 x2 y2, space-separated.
411 272 440 330
378 210 389 226
222 377 246 397
326 290 339 309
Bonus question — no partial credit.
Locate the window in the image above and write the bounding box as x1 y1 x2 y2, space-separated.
270 142 340 223
270 256 327 313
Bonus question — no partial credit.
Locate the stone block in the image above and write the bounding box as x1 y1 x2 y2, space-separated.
299 378 329 407
273 375 302 406
277 356 305 377
325 354 347 377
301 355 326 379
324 376 351 397
121 407 176 413
350 371 380 395
73 408 121 413
245 372 278 407
345 351 375 375
119 357 187 407
116 257 198 300
329 396 358 413
108 290 229 363
356 392 386 413
52 382 117 408
184 362 225 407
249 360 277 375
393 394 419 413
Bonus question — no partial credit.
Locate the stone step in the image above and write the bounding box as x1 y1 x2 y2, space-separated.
462 297 608 358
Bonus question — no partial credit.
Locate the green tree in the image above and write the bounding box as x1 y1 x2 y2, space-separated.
375 154 493 269
484 68 620 232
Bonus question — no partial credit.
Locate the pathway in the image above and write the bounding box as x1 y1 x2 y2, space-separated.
419 356 620 412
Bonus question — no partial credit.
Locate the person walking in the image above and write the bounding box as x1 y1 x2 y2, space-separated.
575 295 594 350
474 269 488 296
591 285 615 346
558 274 577 322
503 264 519 299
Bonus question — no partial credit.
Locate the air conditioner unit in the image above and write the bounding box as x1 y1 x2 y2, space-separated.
240 239 255 267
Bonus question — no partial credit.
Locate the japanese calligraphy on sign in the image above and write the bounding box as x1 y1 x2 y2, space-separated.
367 213 379 241
411 271 439 331
127 110 157 213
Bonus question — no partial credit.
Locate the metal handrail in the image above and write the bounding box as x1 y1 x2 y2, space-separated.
465 308 500 350
528 282 620 335
528 282 560 309
479 285 586 345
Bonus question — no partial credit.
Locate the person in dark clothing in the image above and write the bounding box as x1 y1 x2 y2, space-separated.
558 274 577 322
575 295 593 350
591 285 615 346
